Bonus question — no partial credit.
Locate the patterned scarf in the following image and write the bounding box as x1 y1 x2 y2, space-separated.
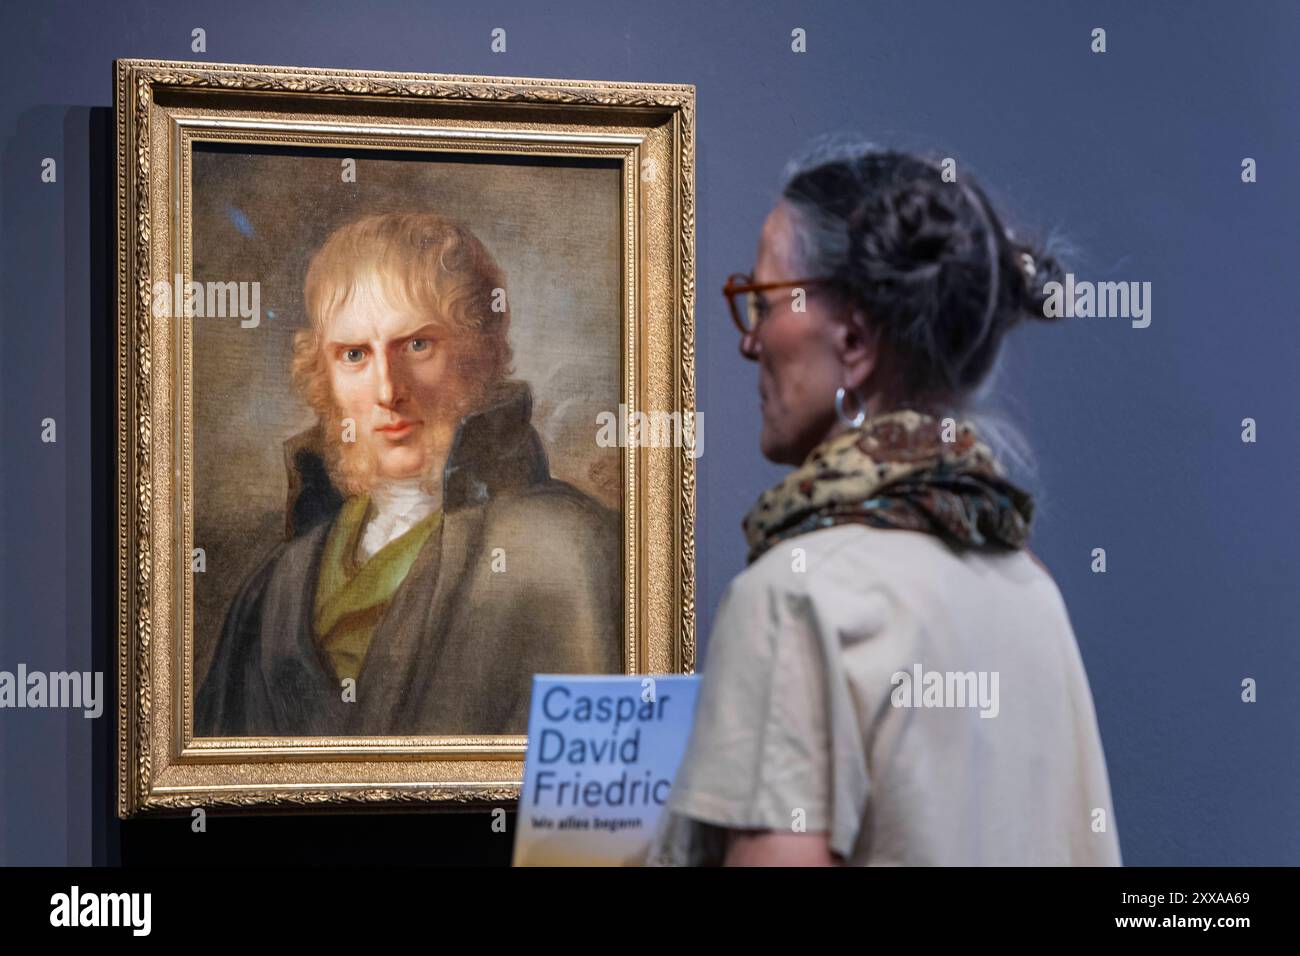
742 409 1034 565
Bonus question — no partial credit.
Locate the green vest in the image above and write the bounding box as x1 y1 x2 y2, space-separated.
312 496 442 682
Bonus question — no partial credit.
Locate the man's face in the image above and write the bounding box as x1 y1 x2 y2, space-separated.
323 276 468 487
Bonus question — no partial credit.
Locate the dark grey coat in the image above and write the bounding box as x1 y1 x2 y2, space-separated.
195 380 622 736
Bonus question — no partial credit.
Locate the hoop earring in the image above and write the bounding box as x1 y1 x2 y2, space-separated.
835 386 866 429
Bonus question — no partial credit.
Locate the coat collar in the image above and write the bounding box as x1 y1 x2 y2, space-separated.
283 378 551 538
443 378 552 511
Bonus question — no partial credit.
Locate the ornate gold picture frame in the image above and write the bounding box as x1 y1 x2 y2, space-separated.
114 59 696 816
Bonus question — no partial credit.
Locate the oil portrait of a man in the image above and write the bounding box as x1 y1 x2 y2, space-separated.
195 210 622 737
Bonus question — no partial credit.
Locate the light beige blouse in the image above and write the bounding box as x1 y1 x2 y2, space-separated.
647 524 1122 866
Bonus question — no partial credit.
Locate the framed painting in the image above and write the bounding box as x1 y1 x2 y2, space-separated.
114 59 696 815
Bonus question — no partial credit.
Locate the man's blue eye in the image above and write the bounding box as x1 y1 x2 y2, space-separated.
343 348 366 363
409 338 431 352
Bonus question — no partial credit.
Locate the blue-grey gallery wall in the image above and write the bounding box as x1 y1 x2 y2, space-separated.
1 0 1297 865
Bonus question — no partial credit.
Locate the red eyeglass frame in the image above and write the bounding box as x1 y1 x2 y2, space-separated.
723 272 836 335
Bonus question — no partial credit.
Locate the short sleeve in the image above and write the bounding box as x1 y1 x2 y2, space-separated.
646 555 871 864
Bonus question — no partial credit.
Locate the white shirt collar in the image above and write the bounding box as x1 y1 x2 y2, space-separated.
357 476 440 562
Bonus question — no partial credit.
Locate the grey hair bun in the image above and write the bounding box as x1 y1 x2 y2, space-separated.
780 139 1065 404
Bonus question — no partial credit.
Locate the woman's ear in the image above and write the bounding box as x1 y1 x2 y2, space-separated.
837 307 880 393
